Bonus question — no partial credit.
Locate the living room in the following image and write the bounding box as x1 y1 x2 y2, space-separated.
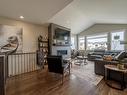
0 0 127 95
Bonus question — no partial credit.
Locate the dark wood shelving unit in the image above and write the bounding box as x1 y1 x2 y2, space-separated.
38 35 48 64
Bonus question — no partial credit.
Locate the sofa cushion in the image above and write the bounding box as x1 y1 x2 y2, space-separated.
115 51 126 60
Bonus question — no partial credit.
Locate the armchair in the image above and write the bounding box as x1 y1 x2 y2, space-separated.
47 55 70 84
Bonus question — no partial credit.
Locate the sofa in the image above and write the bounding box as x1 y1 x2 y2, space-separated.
87 50 121 61
87 49 105 61
94 51 127 83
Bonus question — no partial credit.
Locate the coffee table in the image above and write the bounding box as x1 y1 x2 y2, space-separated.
75 56 88 65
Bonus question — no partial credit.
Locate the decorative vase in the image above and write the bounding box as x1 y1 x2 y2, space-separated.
117 64 124 70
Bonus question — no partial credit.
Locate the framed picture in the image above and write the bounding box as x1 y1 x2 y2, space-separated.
0 25 23 53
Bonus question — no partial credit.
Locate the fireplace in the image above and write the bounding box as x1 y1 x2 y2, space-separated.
57 50 67 55
48 23 71 59
51 46 71 59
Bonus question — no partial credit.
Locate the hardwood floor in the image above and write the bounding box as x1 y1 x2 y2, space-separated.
6 63 127 95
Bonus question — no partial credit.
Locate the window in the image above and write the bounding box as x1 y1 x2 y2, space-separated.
79 37 85 50
111 31 124 50
87 34 108 50
71 37 75 49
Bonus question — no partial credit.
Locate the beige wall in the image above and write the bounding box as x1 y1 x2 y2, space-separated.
78 24 127 50
0 16 48 52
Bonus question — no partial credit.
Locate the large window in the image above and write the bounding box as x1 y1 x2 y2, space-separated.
111 31 124 50
71 37 75 49
87 34 108 50
79 37 85 50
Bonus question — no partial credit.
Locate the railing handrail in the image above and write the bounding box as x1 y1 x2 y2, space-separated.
8 52 36 55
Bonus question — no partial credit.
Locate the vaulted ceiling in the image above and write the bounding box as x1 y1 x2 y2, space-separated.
49 0 127 34
0 0 73 24
0 0 127 34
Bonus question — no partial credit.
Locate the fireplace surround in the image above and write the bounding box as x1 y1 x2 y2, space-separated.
52 46 71 59
48 23 71 59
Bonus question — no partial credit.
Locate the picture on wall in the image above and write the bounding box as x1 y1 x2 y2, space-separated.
0 25 23 53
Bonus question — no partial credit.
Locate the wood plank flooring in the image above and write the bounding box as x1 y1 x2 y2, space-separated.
6 62 127 95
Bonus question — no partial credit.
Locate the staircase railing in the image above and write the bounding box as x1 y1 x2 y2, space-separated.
7 52 40 77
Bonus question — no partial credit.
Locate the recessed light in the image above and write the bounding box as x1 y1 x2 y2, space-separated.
20 16 24 19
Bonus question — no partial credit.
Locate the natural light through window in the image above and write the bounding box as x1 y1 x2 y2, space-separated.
87 34 108 50
71 37 75 49
79 37 85 50
111 31 124 50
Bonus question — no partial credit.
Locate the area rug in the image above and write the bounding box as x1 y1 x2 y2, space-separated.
71 61 103 86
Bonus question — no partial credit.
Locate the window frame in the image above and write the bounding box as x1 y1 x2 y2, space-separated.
86 33 108 50
78 36 85 50
110 30 125 51
71 36 75 49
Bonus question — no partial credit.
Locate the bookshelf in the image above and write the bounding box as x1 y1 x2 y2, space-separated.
38 35 48 64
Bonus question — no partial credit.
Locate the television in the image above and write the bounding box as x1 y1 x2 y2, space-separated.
54 28 70 45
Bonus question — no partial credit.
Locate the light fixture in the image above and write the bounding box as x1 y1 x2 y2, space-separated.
20 16 24 19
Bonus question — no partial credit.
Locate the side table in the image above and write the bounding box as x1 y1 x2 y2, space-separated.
104 64 127 90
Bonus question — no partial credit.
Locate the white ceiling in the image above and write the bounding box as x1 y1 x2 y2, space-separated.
0 0 127 34
0 0 73 24
49 0 127 34
48 1 94 34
